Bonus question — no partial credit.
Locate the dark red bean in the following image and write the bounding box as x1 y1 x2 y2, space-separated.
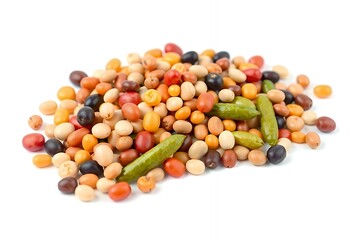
134 131 155 154
118 92 141 108
316 116 336 133
58 177 78 194
22 133 45 152
228 85 241 96
267 145 286 164
294 94 313 110
221 150 237 168
69 70 87 86
122 80 140 92
119 149 140 166
278 129 291 140
164 43 183 55
203 150 221 169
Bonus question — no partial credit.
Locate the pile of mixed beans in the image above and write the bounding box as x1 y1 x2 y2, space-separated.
22 43 336 202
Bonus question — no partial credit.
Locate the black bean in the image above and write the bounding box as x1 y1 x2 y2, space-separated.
267 145 286 164
213 51 230 62
282 90 294 105
276 116 286 129
84 94 104 111
44 139 64 156
178 135 192 152
261 71 280 83
203 150 221 169
79 160 104 176
181 51 198 65
58 177 78 194
77 106 95 126
205 73 223 92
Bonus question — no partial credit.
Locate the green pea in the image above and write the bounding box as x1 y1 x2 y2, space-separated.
117 134 186 182
262 80 276 93
232 131 264 149
206 103 260 120
256 95 278 146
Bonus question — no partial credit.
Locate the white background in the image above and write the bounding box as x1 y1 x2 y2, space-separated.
0 0 350 239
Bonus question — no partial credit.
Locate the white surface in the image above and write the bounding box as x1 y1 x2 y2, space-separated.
0 0 350 239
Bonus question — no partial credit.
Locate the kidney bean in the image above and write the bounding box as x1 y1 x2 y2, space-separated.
22 133 45 152
294 94 313 110
316 116 336 133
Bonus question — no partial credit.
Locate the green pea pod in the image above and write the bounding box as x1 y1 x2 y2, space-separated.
117 134 186 182
206 103 260 120
231 96 256 109
232 131 264 149
262 80 275 93
256 95 278 146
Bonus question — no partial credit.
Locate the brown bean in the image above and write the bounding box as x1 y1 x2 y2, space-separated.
221 150 237 168
119 149 139 166
194 124 208 140
172 120 192 134
116 136 133 151
316 116 336 133
28 115 43 130
162 115 176 131
273 104 290 117
66 128 90 147
248 149 267 166
286 116 304 132
294 94 313 110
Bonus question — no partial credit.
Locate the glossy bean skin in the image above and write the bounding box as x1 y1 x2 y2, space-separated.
316 116 336 133
181 51 198 65
221 150 237 168
294 94 313 110
196 93 215 113
163 158 186 178
186 159 205 175
314 85 332 98
203 149 221 169
22 133 45 152
261 71 280 83
69 70 87 86
77 106 95 126
267 145 286 164
134 131 155 153
256 95 278 146
262 80 276 93
58 177 78 194
32 154 52 168
75 185 95 202
248 149 267 166
119 149 140 166
44 139 64 156
108 182 132 201
305 132 321 149
205 73 223 91
79 160 104 177
213 51 230 62
143 112 160 132
243 68 262 83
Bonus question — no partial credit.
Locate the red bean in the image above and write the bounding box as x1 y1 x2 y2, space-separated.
196 92 215 113
121 103 140 122
134 131 155 154
118 92 141 108
119 149 140 166
242 68 262 83
316 116 336 133
221 149 237 168
22 133 45 152
164 43 183 55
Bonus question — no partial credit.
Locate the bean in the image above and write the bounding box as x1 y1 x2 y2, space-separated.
316 116 336 133
261 71 280 83
146 168 165 182
181 71 197 84
94 145 114 167
248 149 267 166
267 145 286 164
173 120 192 134
137 176 156 193
188 140 209 159
76 88 91 104
79 174 99 189
54 108 70 125
22 133 45 152
57 86 76 101
194 81 208 96
69 70 87 86
103 88 119 103
241 83 257 100
213 51 230 62
216 57 230 71
28 115 43 130
294 94 313 110
186 159 205 175
194 124 208 140
166 97 183 111
279 129 291 140
58 161 78 178
180 82 196 101
305 132 321 149
60 99 78 114
233 145 250 160
232 56 245 68
301 110 317 125
272 65 289 79
242 68 262 83
287 104 304 117
276 116 286 129
32 154 52 168
256 95 278 146
262 80 276 93
189 65 208 79
143 112 160 133
221 150 237 168
314 85 332 98
282 90 294 104
223 119 236 131
232 131 264 149
248 55 264 68
96 178 116 193
54 123 75 141
267 89 285 103
52 152 71 167
73 149 91 165
45 139 64 156
205 134 219 149
84 94 104 111
291 131 306 143
286 116 304 132
228 85 242 96
66 128 90 147
207 116 224 136
58 177 78 194
65 147 81 160
203 149 221 169
277 138 292 151
218 130 235 150
287 83 304 97
296 74 310 88
92 123 111 139
173 151 190 164
119 149 140 166
79 160 103 176
45 124 56 138
75 185 95 202
228 68 247 83
273 103 290 117
116 136 134 152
